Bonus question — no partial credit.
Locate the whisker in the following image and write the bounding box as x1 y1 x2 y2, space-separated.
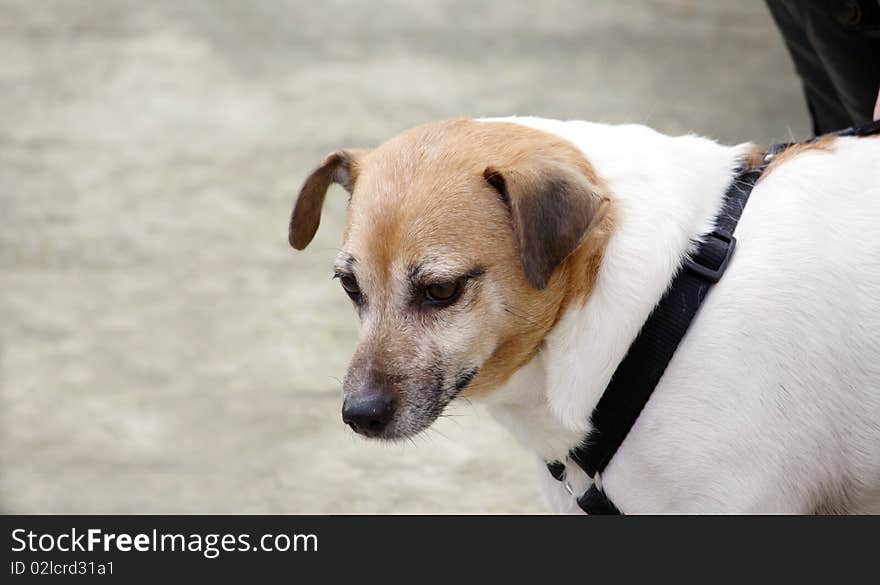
504 306 542 327
438 414 464 429
427 426 450 441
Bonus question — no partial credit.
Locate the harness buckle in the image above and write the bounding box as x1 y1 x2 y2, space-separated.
685 232 736 284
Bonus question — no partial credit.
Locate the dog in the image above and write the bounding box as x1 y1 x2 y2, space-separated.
289 117 880 513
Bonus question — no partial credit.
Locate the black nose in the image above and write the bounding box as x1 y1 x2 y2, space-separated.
342 391 395 436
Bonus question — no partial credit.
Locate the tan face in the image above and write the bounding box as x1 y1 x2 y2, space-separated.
290 119 613 439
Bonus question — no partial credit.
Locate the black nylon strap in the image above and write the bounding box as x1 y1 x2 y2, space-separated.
544 462 621 514
546 460 566 482
569 165 761 481
832 118 880 138
577 484 621 515
545 119 880 514
546 163 761 515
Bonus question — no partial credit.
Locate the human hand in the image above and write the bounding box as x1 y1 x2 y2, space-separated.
874 88 880 121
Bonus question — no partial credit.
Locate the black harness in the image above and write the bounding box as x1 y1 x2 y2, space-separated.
546 120 880 515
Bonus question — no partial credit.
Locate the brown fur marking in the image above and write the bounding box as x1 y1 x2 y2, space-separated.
741 143 766 171
483 161 607 289
761 135 837 180
289 150 362 250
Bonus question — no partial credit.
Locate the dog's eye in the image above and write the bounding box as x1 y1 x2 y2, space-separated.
425 280 461 304
338 275 362 300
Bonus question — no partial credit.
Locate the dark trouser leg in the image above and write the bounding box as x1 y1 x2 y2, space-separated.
766 0 880 135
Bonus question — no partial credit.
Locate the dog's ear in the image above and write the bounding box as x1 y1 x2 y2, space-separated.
483 161 605 289
289 150 365 250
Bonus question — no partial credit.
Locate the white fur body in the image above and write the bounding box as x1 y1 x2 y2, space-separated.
481 117 880 514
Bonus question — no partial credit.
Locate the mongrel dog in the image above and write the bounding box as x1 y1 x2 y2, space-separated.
289 117 880 513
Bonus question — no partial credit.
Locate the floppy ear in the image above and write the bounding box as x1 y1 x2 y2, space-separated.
289 150 364 250
483 161 605 289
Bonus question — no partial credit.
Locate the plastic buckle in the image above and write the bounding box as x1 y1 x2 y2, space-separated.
685 232 736 284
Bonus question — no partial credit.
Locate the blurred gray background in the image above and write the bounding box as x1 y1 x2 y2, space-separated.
1 0 809 513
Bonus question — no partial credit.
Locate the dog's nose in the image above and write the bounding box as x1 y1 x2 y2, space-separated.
342 391 395 436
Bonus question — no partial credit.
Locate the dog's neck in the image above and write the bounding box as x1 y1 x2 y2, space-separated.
481 118 754 461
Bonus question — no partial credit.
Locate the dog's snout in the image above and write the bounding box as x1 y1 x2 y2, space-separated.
342 390 395 436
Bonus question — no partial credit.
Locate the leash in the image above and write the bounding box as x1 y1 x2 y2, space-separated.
546 119 880 515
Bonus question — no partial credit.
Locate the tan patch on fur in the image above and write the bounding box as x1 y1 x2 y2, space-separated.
761 135 837 179
556 202 616 316
339 119 615 398
741 143 766 171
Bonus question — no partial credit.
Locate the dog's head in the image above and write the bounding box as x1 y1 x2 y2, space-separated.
290 119 612 439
